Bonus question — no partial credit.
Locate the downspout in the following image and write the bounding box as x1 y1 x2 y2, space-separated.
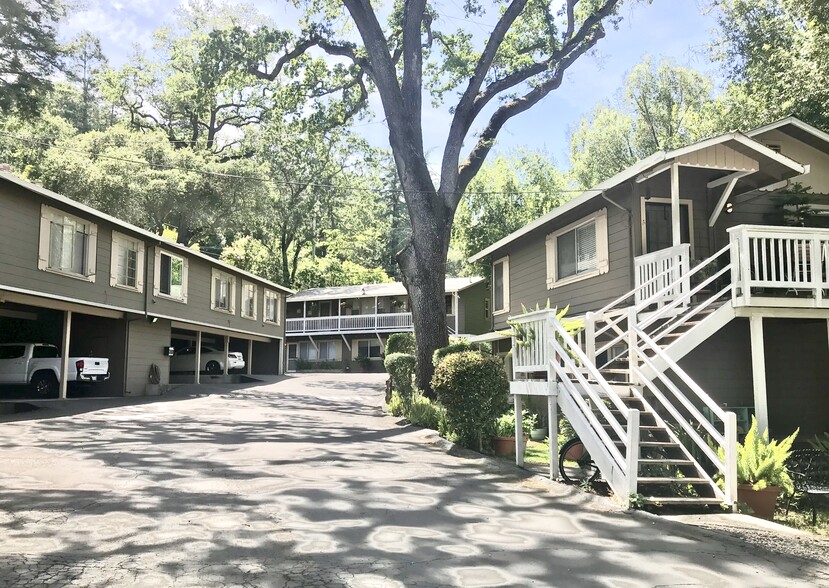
602 189 635 291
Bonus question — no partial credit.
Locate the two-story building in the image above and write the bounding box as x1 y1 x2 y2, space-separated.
285 277 489 371
0 170 292 399
470 117 829 507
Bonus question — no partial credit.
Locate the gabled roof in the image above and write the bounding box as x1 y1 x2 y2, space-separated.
289 276 484 303
468 130 808 263
0 171 294 294
747 116 829 153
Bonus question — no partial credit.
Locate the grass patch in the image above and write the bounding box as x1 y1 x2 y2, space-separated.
525 439 551 465
776 503 829 537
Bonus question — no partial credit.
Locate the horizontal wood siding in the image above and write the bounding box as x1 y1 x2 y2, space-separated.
126 318 171 394
493 185 633 330
458 281 490 335
0 182 145 312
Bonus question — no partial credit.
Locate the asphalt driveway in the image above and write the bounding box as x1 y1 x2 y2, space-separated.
0 373 826 587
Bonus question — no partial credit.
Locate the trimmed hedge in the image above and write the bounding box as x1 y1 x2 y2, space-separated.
432 339 492 367
385 332 415 355
432 351 509 451
384 352 416 398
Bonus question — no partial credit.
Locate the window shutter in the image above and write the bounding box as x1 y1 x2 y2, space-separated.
38 211 51 270
229 278 236 314
181 258 189 303
136 242 145 293
153 249 161 296
596 208 609 274
545 233 555 289
85 224 98 281
110 236 119 287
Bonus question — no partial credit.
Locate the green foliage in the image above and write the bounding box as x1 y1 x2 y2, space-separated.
432 352 510 451
810 433 829 456
494 409 538 438
432 339 492 368
295 359 343 371
406 391 445 431
384 353 416 399
385 333 415 356
385 391 406 417
294 257 393 291
732 417 799 494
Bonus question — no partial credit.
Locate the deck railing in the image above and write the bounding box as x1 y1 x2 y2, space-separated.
286 312 414 333
634 243 691 307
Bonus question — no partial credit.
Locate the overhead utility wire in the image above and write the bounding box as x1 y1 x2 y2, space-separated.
0 131 601 197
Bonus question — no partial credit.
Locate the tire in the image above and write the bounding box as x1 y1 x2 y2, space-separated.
205 361 222 375
559 438 600 485
32 372 58 396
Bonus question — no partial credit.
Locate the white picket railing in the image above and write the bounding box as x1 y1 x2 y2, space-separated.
634 243 691 307
729 225 829 306
286 312 414 333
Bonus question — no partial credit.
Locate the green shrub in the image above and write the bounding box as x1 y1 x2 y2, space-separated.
494 409 537 437
406 391 444 430
295 359 344 371
810 432 829 456
729 417 798 494
432 339 492 367
384 353 416 398
432 351 510 451
386 391 406 417
385 333 415 356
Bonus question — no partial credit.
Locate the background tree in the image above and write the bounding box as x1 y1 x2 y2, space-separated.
61 32 109 132
569 56 713 187
0 0 63 116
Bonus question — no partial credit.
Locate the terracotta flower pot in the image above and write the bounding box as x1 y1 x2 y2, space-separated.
493 435 528 456
737 484 781 520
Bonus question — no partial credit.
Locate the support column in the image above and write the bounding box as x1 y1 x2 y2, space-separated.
247 339 253 376
194 331 202 385
59 310 72 399
749 315 768 433
548 386 558 481
671 162 681 247
223 335 230 376
514 394 524 467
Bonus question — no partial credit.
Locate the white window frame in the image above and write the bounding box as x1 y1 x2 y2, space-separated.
110 231 145 292
241 280 257 320
211 269 236 314
38 205 97 282
264 289 281 325
153 249 189 303
546 208 609 289
492 256 510 316
355 339 383 360
639 198 695 256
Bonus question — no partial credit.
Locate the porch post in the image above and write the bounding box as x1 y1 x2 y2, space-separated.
223 335 230 376
514 393 524 467
59 310 72 399
247 339 253 376
548 385 558 481
749 315 769 433
671 162 681 247
194 331 201 385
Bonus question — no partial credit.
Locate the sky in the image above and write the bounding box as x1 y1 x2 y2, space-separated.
63 0 719 169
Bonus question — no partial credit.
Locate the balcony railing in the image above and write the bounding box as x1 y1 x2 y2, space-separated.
634 243 691 308
286 312 414 334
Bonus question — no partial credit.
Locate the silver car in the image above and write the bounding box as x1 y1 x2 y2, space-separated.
171 346 245 374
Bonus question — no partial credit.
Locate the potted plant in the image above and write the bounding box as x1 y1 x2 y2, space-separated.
530 410 547 441
493 409 536 457
734 417 798 520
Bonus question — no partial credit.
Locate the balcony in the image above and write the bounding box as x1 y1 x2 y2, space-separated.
286 312 459 335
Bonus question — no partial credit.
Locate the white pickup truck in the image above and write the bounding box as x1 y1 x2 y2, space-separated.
0 343 110 395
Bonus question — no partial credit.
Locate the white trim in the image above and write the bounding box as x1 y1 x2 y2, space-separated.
154 249 189 303
707 170 753 189
545 208 609 289
241 280 258 320
210 269 236 314
110 230 145 292
640 198 695 256
353 338 383 360
708 176 741 228
168 318 279 342
0 286 127 318
38 204 97 282
747 116 829 149
492 256 510 315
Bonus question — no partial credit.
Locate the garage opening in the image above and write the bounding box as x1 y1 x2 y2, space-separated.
252 339 281 375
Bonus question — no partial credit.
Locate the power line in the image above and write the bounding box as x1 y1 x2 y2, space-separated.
0 130 599 197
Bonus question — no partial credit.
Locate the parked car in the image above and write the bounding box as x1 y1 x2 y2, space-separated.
170 346 245 374
0 343 110 395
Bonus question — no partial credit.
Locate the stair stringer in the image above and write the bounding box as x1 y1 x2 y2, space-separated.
640 303 736 380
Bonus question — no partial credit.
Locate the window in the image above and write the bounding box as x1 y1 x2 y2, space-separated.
445 294 454 315
357 339 382 359
38 205 97 281
546 208 609 288
264 290 281 324
32 345 59 359
0 345 25 360
241 281 257 319
211 270 235 313
298 341 336 361
154 250 188 302
492 256 509 314
484 298 490 319
110 232 145 291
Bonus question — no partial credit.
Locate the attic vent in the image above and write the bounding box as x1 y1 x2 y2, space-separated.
766 143 782 154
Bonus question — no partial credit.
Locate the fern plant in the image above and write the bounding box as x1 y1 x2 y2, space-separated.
809 432 829 456
735 417 798 494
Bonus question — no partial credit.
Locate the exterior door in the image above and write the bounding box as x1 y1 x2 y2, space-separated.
643 200 692 254
287 343 298 372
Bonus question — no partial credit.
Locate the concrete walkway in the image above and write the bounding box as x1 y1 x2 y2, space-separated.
0 373 826 587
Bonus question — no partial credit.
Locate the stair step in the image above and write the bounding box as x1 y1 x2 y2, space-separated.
640 496 724 505
639 458 694 466
599 368 630 374
614 440 680 447
601 423 663 431
637 477 710 484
